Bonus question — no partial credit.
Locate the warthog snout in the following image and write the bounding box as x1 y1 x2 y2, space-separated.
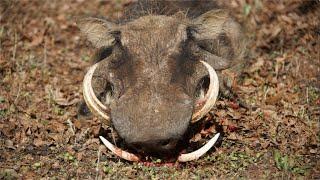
111 85 193 155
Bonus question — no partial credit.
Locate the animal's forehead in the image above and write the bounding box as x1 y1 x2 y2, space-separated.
125 15 186 30
120 15 188 46
115 16 189 83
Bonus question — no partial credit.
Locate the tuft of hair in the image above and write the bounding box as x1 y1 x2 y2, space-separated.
119 0 219 22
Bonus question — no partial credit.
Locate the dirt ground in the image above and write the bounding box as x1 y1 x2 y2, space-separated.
0 0 319 179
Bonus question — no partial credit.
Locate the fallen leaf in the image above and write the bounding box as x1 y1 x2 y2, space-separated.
249 58 265 73
190 133 202 142
48 122 67 133
33 138 46 147
29 32 44 47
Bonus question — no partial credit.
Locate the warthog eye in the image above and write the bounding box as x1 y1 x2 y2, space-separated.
109 44 127 68
93 46 113 63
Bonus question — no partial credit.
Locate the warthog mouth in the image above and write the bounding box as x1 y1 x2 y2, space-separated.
83 61 220 162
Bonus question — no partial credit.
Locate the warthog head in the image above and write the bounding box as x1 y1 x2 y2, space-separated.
78 8 244 161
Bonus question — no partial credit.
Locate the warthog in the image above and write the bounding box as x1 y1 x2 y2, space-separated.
78 0 246 161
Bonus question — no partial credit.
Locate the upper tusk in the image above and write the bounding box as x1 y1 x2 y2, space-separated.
85 66 139 161
84 63 107 110
177 133 220 162
99 136 140 162
83 63 110 120
192 60 219 122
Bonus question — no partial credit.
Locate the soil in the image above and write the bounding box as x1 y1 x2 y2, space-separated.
0 0 319 179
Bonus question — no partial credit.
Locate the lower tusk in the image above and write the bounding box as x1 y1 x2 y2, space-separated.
83 63 110 120
177 133 220 162
85 65 138 161
192 60 219 122
99 136 140 162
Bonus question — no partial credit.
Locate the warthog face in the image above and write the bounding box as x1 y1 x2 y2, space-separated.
78 8 244 161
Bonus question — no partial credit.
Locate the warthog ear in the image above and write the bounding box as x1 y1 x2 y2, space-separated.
193 9 229 41
192 10 240 70
77 17 117 48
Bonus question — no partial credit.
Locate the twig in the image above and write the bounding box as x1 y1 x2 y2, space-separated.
13 83 21 104
43 38 47 67
306 87 309 104
111 128 117 146
75 127 90 144
67 119 75 136
95 146 101 180
12 30 17 61
0 27 3 52
263 86 269 104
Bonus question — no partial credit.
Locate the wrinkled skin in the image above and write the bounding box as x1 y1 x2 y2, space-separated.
78 0 246 155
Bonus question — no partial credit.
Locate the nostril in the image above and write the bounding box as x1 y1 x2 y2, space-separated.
130 143 142 151
160 139 179 150
135 144 142 150
161 139 171 147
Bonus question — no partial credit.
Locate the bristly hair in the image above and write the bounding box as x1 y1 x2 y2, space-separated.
118 0 219 23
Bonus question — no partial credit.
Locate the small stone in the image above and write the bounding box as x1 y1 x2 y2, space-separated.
5 140 15 149
310 149 317 154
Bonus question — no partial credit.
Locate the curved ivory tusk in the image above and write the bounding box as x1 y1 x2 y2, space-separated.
99 136 140 162
83 63 110 120
191 60 219 122
84 63 107 110
84 65 139 162
177 133 220 162
179 61 220 161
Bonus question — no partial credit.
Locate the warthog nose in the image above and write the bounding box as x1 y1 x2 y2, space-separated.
129 139 179 155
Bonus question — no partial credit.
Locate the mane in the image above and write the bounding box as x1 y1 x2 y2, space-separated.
118 0 218 23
